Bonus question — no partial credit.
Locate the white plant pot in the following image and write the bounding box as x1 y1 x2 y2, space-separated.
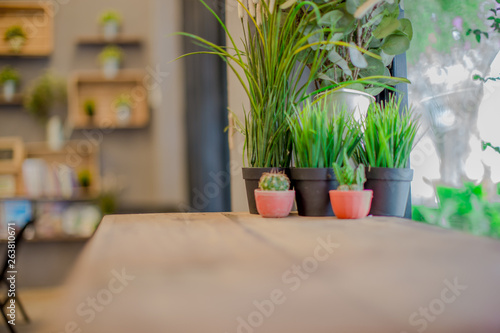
319 88 376 122
115 105 132 125
3 80 16 102
47 116 65 151
8 36 25 53
103 22 119 41
102 58 120 79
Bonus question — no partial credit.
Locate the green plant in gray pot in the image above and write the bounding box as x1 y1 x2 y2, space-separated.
4 25 27 53
99 45 123 79
292 0 413 116
354 95 419 217
288 100 362 216
0 66 20 102
99 10 122 40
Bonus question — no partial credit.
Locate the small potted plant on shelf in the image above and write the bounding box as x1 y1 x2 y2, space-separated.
330 152 373 219
99 45 123 79
99 10 122 41
114 93 133 125
354 95 419 217
78 169 92 194
0 66 20 102
255 170 295 218
4 25 27 53
288 100 362 216
23 71 67 150
83 98 96 125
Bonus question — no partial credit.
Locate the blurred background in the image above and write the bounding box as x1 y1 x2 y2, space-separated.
1 0 500 329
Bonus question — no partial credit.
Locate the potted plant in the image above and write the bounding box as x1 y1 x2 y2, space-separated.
23 71 67 150
99 10 122 40
354 96 419 217
330 153 372 219
114 93 133 125
99 45 123 79
83 98 96 124
288 100 362 216
0 66 20 102
4 25 27 53
255 170 295 218
78 169 92 194
293 0 412 115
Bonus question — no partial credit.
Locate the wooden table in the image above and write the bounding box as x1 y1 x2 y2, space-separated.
53 213 500 333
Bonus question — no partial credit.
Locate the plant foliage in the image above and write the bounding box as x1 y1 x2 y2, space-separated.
99 10 122 25
23 71 67 121
332 150 366 191
413 182 500 239
4 25 27 41
292 0 412 96
0 66 20 84
354 95 419 168
175 0 378 167
99 45 123 63
259 170 290 191
289 100 362 168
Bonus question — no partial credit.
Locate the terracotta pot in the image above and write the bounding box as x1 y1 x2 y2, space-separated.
254 189 295 218
329 190 373 219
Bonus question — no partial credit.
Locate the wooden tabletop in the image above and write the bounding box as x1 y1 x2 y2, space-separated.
53 213 500 333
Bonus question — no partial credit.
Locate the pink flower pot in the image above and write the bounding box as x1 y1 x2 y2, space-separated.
254 190 295 218
329 190 373 219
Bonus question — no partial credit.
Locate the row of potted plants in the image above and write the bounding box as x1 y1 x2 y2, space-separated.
254 96 419 219
255 154 372 219
178 0 415 217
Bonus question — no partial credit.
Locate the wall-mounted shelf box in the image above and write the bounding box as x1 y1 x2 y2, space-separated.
0 1 54 56
23 141 101 198
68 70 150 129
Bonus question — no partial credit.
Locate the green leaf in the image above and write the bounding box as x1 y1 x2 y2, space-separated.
349 44 368 68
319 11 344 27
380 49 395 66
328 50 353 77
346 0 362 15
373 16 401 39
359 55 385 77
399 18 413 40
381 33 411 55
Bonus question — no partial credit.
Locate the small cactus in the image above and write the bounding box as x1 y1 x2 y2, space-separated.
259 170 290 191
332 151 366 191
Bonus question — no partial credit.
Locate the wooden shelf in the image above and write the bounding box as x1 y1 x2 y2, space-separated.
76 35 142 45
0 93 23 106
0 1 54 56
68 70 150 129
20 141 102 198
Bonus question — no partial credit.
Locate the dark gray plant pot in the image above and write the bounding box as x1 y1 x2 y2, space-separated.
291 168 338 217
242 167 291 214
365 167 414 217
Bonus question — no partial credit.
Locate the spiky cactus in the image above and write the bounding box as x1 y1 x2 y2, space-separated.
332 152 366 191
259 170 290 191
